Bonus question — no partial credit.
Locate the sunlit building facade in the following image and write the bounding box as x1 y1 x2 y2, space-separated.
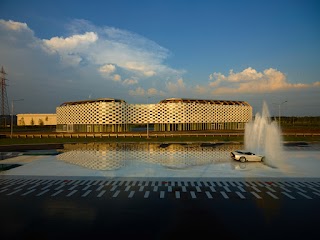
56 98 252 132
17 113 57 126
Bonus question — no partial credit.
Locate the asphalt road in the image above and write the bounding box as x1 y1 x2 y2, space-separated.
0 177 319 239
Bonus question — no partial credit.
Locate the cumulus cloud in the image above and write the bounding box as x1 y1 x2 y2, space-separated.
99 64 116 74
166 78 186 93
125 62 156 77
36 19 184 85
208 67 316 94
0 18 186 99
147 88 165 96
0 18 183 81
2 19 318 116
129 87 165 97
193 85 209 95
42 31 98 66
123 78 138 85
129 87 145 96
0 19 29 31
113 74 121 82
43 32 98 51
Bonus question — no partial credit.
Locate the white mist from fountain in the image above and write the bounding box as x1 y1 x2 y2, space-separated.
244 101 284 167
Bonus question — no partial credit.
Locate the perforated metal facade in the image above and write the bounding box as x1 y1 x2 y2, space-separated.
56 98 252 132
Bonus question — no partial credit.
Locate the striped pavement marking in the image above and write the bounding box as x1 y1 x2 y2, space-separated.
112 190 120 198
110 186 117 191
297 192 312 199
82 190 92 197
236 191 246 199
223 186 231 192
295 187 307 193
280 186 291 192
312 192 320 197
128 191 135 198
82 185 91 191
205 191 213 199
36 189 50 196
237 186 246 192
251 186 261 192
97 190 106 198
182 186 187 192
160 191 165 199
21 189 36 196
175 191 181 199
96 185 104 191
190 191 197 199
220 191 229 199
266 186 276 192
144 191 150 198
67 190 78 197
266 192 278 199
7 189 22 196
282 192 295 199
0 188 8 193
54 185 65 190
1 178 320 201
68 185 78 191
51 190 63 197
251 191 262 199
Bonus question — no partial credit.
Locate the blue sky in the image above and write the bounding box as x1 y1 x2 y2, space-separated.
0 0 319 116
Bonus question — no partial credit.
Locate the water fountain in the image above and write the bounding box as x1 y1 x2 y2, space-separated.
244 101 284 167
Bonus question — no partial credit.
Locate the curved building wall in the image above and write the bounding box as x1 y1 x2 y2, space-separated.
56 98 252 132
57 99 128 132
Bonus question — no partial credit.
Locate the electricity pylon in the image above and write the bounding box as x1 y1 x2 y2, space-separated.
0 66 10 127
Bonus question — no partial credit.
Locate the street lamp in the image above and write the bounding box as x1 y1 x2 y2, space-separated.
278 100 287 127
146 96 150 139
11 99 24 138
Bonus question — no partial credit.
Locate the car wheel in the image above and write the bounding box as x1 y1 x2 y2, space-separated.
240 157 246 163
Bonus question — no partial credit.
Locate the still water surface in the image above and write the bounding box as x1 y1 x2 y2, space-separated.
55 143 272 178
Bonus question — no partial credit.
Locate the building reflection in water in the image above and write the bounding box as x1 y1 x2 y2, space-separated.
56 143 243 171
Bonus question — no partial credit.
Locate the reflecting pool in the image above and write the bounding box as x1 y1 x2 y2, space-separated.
57 142 241 170
53 142 276 178
1 142 320 178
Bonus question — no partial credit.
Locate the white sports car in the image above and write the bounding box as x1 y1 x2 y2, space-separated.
230 150 265 163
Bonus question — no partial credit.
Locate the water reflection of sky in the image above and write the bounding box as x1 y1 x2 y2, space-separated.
57 143 242 171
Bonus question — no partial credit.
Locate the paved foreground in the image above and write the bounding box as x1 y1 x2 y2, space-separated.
0 176 319 239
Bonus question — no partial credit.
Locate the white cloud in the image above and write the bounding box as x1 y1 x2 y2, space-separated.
113 74 121 82
129 87 145 96
147 88 165 96
123 78 138 85
43 32 98 51
0 19 29 31
2 18 318 116
41 31 98 66
166 78 186 93
193 85 209 95
99 64 116 74
38 19 184 85
124 62 156 76
208 67 315 94
128 87 165 97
